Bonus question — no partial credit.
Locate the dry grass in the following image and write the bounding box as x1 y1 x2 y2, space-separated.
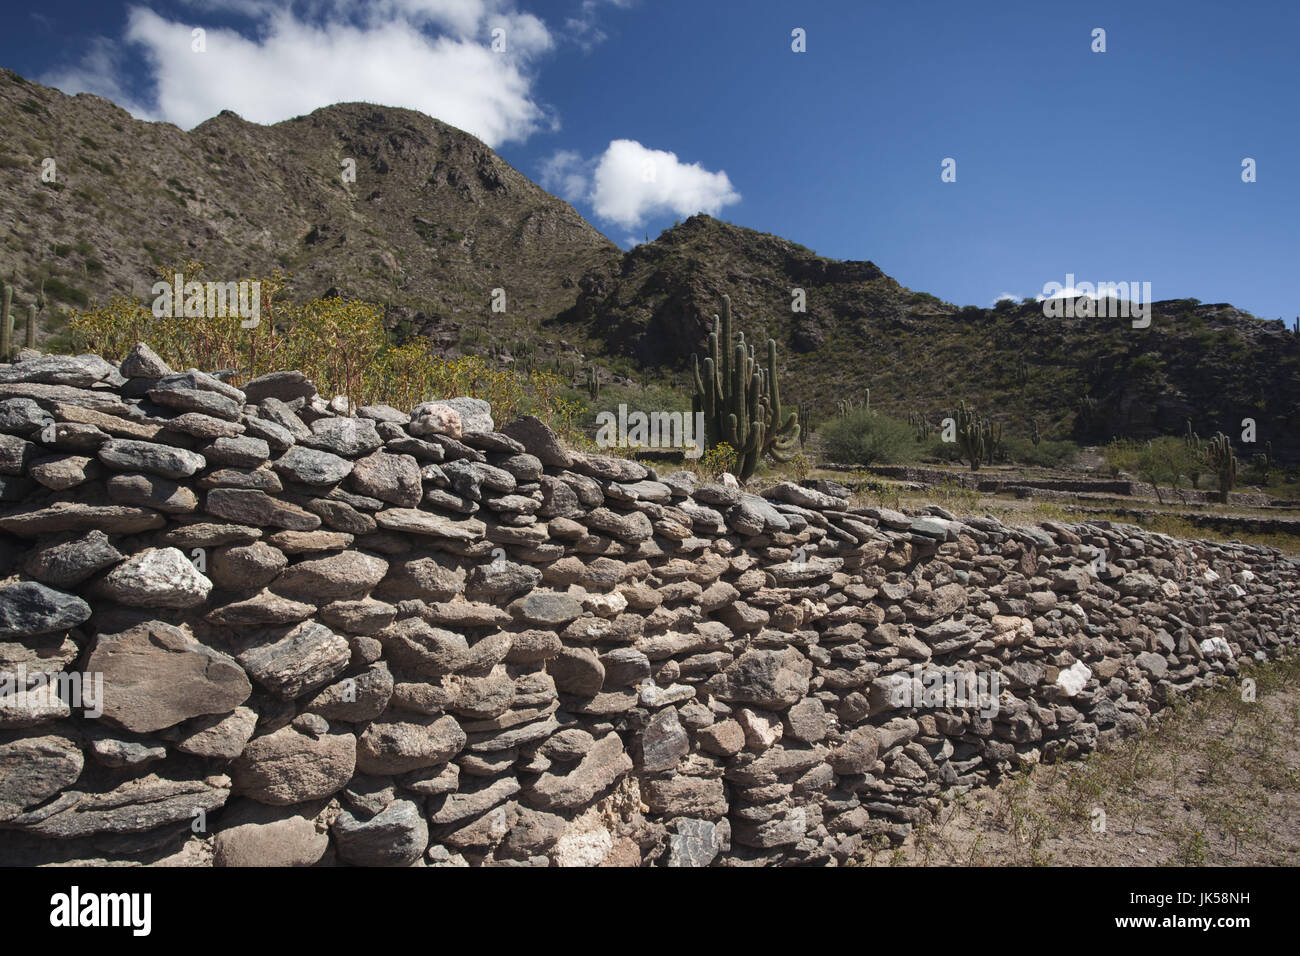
859 652 1300 867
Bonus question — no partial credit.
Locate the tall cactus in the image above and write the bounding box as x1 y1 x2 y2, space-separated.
1206 432 1236 503
0 281 12 362
586 365 601 400
952 400 1001 471
1030 417 1041 446
691 294 799 481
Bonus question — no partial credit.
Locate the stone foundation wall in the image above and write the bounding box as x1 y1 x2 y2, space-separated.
0 347 1296 867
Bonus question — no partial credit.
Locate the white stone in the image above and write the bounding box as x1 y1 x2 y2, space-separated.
1055 660 1091 697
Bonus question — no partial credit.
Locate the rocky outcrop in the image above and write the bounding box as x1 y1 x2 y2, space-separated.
0 349 1296 866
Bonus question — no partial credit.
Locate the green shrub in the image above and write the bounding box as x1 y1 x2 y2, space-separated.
1004 437 1079 468
820 409 915 466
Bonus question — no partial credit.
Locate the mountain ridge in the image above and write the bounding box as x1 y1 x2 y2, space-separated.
2 68 1297 458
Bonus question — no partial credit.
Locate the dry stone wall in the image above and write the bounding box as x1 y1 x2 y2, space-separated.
0 346 1296 867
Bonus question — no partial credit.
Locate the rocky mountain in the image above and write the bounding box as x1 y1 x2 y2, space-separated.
0 68 620 351
2 67 1297 457
559 215 1300 459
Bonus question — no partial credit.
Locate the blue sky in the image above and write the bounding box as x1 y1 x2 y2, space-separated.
4 0 1297 319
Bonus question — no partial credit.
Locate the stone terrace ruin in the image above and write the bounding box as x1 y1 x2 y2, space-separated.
0 345 1296 866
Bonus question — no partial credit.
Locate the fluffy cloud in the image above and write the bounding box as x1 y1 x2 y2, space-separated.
42 0 559 146
542 139 741 228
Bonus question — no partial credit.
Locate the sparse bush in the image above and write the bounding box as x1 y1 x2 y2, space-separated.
820 409 914 466
1004 437 1079 469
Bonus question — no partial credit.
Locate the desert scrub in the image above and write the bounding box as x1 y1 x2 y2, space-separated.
66 262 569 424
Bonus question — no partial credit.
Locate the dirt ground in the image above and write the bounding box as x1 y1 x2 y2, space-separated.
861 653 1300 866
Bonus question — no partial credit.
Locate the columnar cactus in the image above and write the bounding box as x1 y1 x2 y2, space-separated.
691 294 800 481
952 400 1001 471
1030 417 1041 446
1 281 12 361
586 365 601 400
797 403 815 448
1207 431 1237 503
908 410 933 443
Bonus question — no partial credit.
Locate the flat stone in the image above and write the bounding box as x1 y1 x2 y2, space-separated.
237 621 352 700
85 621 251 733
98 438 206 478
0 735 84 822
304 417 383 457
243 371 317 404
374 508 485 541
205 488 321 530
273 550 388 601
106 472 199 513
272 445 353 485
356 713 467 774
206 590 316 627
9 772 231 838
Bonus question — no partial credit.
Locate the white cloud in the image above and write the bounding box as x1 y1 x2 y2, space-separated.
42 0 559 146
565 0 635 51
993 293 1020 305
542 139 740 228
538 149 592 203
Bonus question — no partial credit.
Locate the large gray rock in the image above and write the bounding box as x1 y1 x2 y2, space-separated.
640 707 689 772
106 472 199 513
332 798 427 866
98 439 206 478
272 445 353 485
85 621 252 733
0 355 105 387
0 581 92 636
439 397 494 434
119 341 172 378
349 450 422 507
500 415 573 467
304 417 383 457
